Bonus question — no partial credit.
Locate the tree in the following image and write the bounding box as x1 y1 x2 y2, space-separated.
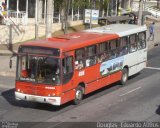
71 0 91 20
157 0 160 9
101 0 110 17
54 0 71 34
46 0 54 38
54 0 112 32
138 0 143 25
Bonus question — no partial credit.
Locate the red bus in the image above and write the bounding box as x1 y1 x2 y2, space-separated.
14 24 147 106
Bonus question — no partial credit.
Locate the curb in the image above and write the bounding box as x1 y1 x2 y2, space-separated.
0 71 15 77
0 53 14 56
0 50 17 56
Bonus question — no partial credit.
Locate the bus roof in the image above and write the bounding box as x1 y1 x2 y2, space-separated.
85 24 147 37
21 24 147 53
21 32 118 52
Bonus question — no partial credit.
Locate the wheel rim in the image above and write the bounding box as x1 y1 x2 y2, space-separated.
123 72 127 83
76 90 82 100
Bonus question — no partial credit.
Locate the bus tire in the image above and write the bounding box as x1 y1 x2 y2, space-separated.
73 86 83 105
120 68 128 85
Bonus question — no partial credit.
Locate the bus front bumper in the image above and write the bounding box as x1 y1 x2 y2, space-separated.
15 91 61 106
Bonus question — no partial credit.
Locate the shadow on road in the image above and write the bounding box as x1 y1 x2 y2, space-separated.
1 88 72 112
1 72 142 112
128 72 141 80
156 105 160 115
1 82 123 112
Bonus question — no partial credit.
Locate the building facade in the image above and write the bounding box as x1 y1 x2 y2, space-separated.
4 0 132 24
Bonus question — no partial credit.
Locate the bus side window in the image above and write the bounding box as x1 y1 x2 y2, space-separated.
75 48 85 70
119 36 128 56
62 56 74 84
20 56 27 78
98 42 109 63
86 45 97 67
109 40 117 59
138 32 146 50
129 34 137 53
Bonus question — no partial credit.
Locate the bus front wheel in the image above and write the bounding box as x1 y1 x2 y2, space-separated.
120 68 128 85
73 86 84 105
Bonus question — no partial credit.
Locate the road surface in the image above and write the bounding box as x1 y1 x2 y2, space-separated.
0 46 160 128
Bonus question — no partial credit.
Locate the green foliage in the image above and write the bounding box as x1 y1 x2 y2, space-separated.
103 0 110 11
54 0 65 10
71 0 90 9
54 0 110 16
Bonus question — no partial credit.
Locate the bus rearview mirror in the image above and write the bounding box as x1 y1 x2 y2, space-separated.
9 52 17 69
9 59 12 69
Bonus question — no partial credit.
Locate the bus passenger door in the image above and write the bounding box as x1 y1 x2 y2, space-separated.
61 52 75 103
84 45 99 93
137 32 147 72
127 34 139 76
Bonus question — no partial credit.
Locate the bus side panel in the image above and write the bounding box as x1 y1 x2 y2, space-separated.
96 63 121 89
109 71 122 84
93 63 110 92
83 65 98 84
60 64 99 103
60 68 90 104
84 72 122 94
124 52 139 76
60 88 76 105
60 78 77 104
84 61 122 94
82 65 99 94
85 80 100 94
137 48 147 72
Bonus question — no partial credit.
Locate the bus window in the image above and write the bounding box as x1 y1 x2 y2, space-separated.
75 48 85 70
109 40 117 59
18 55 28 78
86 45 97 67
98 42 110 63
99 42 109 53
98 52 111 63
129 34 137 53
138 32 146 50
17 55 36 81
36 57 61 84
119 37 128 56
62 56 74 84
110 40 117 50
17 55 61 85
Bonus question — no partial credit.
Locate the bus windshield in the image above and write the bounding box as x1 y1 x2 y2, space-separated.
17 55 61 85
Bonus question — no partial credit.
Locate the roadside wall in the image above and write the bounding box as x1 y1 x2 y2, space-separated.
0 20 83 44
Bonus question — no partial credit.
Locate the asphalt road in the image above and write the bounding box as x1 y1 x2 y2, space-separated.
0 46 160 128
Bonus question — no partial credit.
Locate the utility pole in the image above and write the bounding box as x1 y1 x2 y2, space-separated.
46 0 53 38
138 0 143 25
116 0 120 16
64 0 70 34
90 0 93 29
157 0 160 9
9 24 13 51
144 0 146 11
35 0 39 40
44 0 47 24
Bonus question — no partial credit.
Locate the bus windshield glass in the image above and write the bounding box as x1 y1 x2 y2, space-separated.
17 55 61 85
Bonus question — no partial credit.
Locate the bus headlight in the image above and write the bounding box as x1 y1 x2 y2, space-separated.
48 93 55 97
